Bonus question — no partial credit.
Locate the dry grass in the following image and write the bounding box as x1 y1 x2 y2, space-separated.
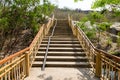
54 9 88 20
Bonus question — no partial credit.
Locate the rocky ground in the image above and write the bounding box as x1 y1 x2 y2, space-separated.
25 68 100 80
80 21 120 57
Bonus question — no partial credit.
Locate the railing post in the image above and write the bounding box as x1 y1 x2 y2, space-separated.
73 26 77 36
118 70 120 79
25 51 30 76
95 52 101 77
43 24 46 36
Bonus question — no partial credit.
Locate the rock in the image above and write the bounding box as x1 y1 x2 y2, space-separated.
110 22 120 30
114 50 120 56
93 24 97 29
84 21 93 29
110 22 120 35
109 33 119 43
109 28 117 35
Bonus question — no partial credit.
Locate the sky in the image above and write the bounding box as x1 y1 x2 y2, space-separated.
49 0 95 10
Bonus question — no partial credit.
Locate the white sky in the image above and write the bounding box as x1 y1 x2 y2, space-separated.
49 0 95 10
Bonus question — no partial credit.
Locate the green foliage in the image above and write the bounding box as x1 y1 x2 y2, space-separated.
77 22 88 31
0 0 55 51
85 30 96 39
106 37 112 45
112 10 120 17
80 17 89 22
79 11 107 25
117 32 120 47
88 12 106 22
0 17 8 30
77 22 84 27
77 22 96 40
0 0 54 34
74 0 83 2
92 0 120 9
98 22 111 31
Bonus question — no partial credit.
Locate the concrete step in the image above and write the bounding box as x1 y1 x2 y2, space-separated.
55 26 69 27
45 36 76 38
31 19 91 69
50 25 72 31
32 62 91 68
40 44 82 47
43 38 78 41
35 56 88 62
57 19 68 24
41 41 80 44
47 33 73 35
37 51 86 56
56 24 68 26
53 30 72 32
44 36 77 40
53 28 71 31
50 29 71 31
39 47 85 52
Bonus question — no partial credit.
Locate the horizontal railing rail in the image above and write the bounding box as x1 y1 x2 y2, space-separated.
0 15 54 80
68 15 120 80
29 15 54 68
0 48 29 80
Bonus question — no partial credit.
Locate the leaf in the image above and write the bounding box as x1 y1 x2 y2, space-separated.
74 0 83 2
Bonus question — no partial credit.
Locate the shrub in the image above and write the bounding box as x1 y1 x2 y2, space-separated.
80 17 89 22
98 22 111 31
117 32 120 47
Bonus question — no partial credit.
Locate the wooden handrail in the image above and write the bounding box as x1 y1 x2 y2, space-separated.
0 47 29 65
77 26 120 62
77 26 95 48
30 15 54 48
0 15 54 79
95 48 120 62
68 14 120 62
29 24 44 48
68 14 120 79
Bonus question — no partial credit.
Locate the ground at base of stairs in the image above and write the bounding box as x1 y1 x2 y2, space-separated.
25 68 100 80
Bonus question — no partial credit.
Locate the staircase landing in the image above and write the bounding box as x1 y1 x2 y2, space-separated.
25 68 99 80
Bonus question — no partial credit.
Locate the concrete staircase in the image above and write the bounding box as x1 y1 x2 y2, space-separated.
32 19 91 68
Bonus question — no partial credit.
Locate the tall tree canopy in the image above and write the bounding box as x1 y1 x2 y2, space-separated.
75 0 120 11
0 0 55 51
92 0 120 9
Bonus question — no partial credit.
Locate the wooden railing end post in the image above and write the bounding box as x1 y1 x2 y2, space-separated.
118 70 120 79
95 52 101 77
25 51 30 77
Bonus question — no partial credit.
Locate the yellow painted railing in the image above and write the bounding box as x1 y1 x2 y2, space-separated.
0 15 54 80
68 15 120 80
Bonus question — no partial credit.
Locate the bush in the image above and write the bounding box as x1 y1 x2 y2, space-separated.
98 22 111 31
80 17 89 22
77 22 96 40
85 29 96 39
117 32 120 47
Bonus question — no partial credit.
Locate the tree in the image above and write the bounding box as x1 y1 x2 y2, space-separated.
117 32 120 47
74 0 120 8
92 0 120 10
0 0 55 54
